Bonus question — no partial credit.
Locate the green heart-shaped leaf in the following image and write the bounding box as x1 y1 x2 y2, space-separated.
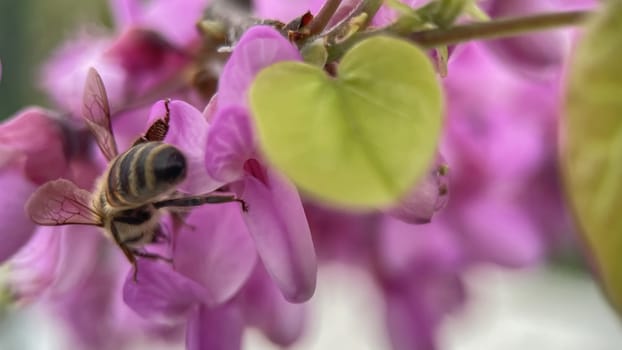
563 2 622 313
250 36 443 209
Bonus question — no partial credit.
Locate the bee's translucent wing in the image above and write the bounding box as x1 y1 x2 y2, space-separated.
82 67 119 161
26 179 103 226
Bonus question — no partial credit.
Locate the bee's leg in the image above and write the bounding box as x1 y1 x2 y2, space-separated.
131 249 173 264
154 194 249 212
132 261 139 282
170 211 196 232
152 224 171 244
120 245 139 282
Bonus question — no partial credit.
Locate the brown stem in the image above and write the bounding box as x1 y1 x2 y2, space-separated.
327 10 591 61
409 10 590 48
322 0 384 42
309 0 343 35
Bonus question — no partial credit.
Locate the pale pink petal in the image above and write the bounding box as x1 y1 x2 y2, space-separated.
202 93 218 123
140 0 210 47
379 217 461 279
46 225 102 297
370 0 428 27
173 203 257 306
304 202 376 262
253 0 319 22
240 265 306 346
486 0 570 79
123 259 207 323
186 303 244 350
218 26 301 109
384 273 465 350
385 290 437 350
236 162 317 302
109 0 140 27
459 195 544 266
0 107 68 184
8 227 60 300
0 170 37 263
9 225 100 299
41 36 126 118
205 106 255 183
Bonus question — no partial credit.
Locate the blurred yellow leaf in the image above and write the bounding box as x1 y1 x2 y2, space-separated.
563 0 622 314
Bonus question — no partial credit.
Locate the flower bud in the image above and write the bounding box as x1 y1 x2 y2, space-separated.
388 155 449 224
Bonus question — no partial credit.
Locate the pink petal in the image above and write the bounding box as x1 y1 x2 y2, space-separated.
378 217 461 279
186 303 244 350
384 273 465 350
109 0 140 27
325 0 364 29
47 225 102 297
55 267 126 349
107 28 176 74
443 60 547 186
369 0 427 27
304 202 376 262
459 195 544 266
240 265 306 346
218 26 301 109
202 93 218 122
123 259 207 323
173 203 257 306
253 0 321 22
486 0 570 79
41 36 126 117
9 227 60 300
0 108 68 184
139 0 209 47
148 100 223 193
205 106 255 183
236 163 317 302
9 225 101 299
385 290 437 350
0 169 37 263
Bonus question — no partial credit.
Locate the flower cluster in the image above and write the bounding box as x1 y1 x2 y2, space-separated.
0 0 594 349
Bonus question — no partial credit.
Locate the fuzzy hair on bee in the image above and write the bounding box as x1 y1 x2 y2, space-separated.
26 67 247 280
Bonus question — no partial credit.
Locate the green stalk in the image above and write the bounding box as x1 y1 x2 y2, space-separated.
327 10 591 61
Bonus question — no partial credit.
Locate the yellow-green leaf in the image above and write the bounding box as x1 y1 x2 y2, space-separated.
563 1 622 313
249 36 443 209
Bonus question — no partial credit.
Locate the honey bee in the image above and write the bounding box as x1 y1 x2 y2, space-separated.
26 68 246 279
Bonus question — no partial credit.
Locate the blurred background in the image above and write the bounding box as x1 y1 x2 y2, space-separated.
0 1 621 349
0 0 110 117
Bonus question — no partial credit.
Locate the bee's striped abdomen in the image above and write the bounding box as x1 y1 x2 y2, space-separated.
105 141 187 208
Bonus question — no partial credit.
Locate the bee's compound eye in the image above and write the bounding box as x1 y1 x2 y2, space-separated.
153 146 187 182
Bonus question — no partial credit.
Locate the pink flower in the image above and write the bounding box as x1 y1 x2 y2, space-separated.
205 26 317 303
436 43 571 268
388 155 449 224
0 108 70 263
41 36 127 118
110 0 210 47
